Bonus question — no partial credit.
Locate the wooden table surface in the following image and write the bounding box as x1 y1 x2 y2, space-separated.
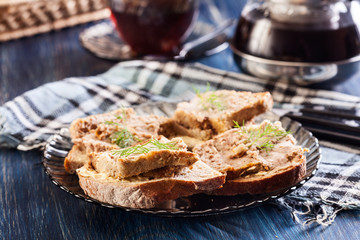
1 1 360 239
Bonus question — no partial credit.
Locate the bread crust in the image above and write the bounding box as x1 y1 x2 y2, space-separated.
211 154 306 195
78 172 158 208
77 161 226 208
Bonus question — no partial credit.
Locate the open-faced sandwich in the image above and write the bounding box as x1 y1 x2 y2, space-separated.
64 90 307 208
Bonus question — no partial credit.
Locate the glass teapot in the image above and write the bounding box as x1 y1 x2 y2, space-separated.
232 0 360 85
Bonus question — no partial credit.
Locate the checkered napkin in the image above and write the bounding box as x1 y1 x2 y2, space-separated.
1 60 360 225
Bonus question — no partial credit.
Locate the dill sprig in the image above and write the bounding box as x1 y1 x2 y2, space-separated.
103 108 140 148
104 108 128 125
192 83 226 111
204 92 225 111
104 120 120 126
109 128 139 148
111 139 179 157
234 120 291 152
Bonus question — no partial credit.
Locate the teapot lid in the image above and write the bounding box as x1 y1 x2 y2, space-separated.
266 0 347 23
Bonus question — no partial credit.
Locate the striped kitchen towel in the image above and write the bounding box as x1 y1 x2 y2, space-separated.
1 60 359 225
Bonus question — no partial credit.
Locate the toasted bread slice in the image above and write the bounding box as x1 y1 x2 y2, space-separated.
212 153 306 195
89 137 199 179
65 108 167 173
174 91 273 136
193 128 264 179
77 161 226 208
69 108 136 139
64 135 120 173
69 108 166 140
193 120 307 195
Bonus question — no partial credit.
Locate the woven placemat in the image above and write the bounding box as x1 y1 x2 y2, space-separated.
79 21 215 61
0 0 109 42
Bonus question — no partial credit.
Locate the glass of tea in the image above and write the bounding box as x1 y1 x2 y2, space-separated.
108 0 199 56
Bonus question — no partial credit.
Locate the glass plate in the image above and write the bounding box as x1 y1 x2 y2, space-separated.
42 101 321 217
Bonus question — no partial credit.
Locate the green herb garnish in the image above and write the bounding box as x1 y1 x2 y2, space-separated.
111 138 179 157
234 120 291 152
109 128 139 148
104 108 128 125
203 92 225 111
102 108 140 148
104 120 120 126
193 83 226 111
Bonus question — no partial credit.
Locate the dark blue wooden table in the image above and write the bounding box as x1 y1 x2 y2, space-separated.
1 1 360 239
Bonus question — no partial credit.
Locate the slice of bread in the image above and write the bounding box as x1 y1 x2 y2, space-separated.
212 153 306 195
77 160 226 208
69 108 166 140
65 107 167 173
69 108 136 139
173 91 273 136
64 134 120 173
89 137 200 179
193 120 307 195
